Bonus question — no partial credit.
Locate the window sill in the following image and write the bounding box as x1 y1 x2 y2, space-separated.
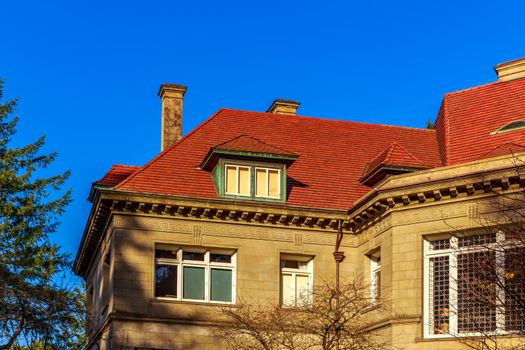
100 303 109 316
221 194 285 203
151 298 239 308
418 332 522 342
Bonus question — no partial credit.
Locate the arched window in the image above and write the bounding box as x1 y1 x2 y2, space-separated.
491 120 525 134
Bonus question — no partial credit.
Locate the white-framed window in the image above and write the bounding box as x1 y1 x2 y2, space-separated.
280 256 313 307
370 253 381 303
86 285 94 334
424 233 524 338
255 167 281 198
99 251 111 315
225 165 250 196
154 246 236 304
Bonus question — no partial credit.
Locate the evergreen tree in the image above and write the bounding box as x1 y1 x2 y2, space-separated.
0 80 84 349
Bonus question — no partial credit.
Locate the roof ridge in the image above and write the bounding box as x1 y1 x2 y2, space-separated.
213 134 247 148
219 108 436 133
383 142 399 163
442 76 525 98
111 164 141 169
389 142 428 167
215 134 296 155
115 109 226 190
479 142 525 159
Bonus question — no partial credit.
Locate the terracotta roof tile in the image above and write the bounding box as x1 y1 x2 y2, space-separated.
214 135 297 156
478 142 525 160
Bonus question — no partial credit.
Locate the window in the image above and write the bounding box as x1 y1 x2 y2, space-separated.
87 286 94 333
280 257 313 307
225 165 250 196
491 120 525 134
99 251 110 314
370 253 381 302
217 161 285 202
424 233 524 337
154 246 236 303
256 168 280 198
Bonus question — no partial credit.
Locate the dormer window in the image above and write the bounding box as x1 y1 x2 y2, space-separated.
225 165 250 196
220 162 285 201
200 135 298 203
256 168 280 198
491 120 525 135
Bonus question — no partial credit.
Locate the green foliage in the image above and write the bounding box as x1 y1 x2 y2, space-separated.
0 80 85 349
426 118 435 129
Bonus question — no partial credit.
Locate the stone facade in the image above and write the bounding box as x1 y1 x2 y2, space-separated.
85 206 351 349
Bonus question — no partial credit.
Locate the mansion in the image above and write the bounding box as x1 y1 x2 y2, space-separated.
74 57 525 349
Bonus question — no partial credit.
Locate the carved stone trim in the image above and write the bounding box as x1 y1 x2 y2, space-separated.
348 175 525 233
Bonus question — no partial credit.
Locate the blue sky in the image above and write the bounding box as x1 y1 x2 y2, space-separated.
1 0 524 267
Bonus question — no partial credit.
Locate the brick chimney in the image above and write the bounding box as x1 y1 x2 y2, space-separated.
494 57 525 82
158 83 187 151
266 99 301 116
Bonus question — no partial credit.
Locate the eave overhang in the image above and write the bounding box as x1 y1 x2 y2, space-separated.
200 148 298 171
346 152 525 234
359 165 428 187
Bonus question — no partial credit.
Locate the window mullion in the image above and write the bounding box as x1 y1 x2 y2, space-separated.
278 169 281 197
496 246 506 332
236 166 240 194
205 251 210 302
266 169 269 197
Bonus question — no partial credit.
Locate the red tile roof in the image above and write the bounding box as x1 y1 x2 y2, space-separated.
213 135 297 156
478 142 525 160
363 142 431 178
113 110 440 210
94 164 141 188
435 77 525 165
98 76 525 211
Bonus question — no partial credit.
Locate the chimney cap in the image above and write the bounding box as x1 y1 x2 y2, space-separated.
266 98 301 115
494 57 525 82
158 83 187 98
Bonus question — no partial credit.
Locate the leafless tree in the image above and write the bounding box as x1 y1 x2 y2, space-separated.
434 156 525 350
213 278 389 350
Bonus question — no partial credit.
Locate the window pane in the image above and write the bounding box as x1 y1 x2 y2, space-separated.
256 169 267 197
268 170 279 197
155 264 178 298
155 249 178 259
226 166 237 194
429 239 450 251
374 270 381 300
239 167 250 195
458 234 496 248
281 273 295 307
430 256 450 335
296 274 310 307
283 260 299 269
182 251 205 261
505 247 525 332
457 251 497 333
183 266 205 300
211 268 232 302
210 253 232 263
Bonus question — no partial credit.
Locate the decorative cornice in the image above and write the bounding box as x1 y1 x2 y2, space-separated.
348 172 525 235
73 190 350 278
